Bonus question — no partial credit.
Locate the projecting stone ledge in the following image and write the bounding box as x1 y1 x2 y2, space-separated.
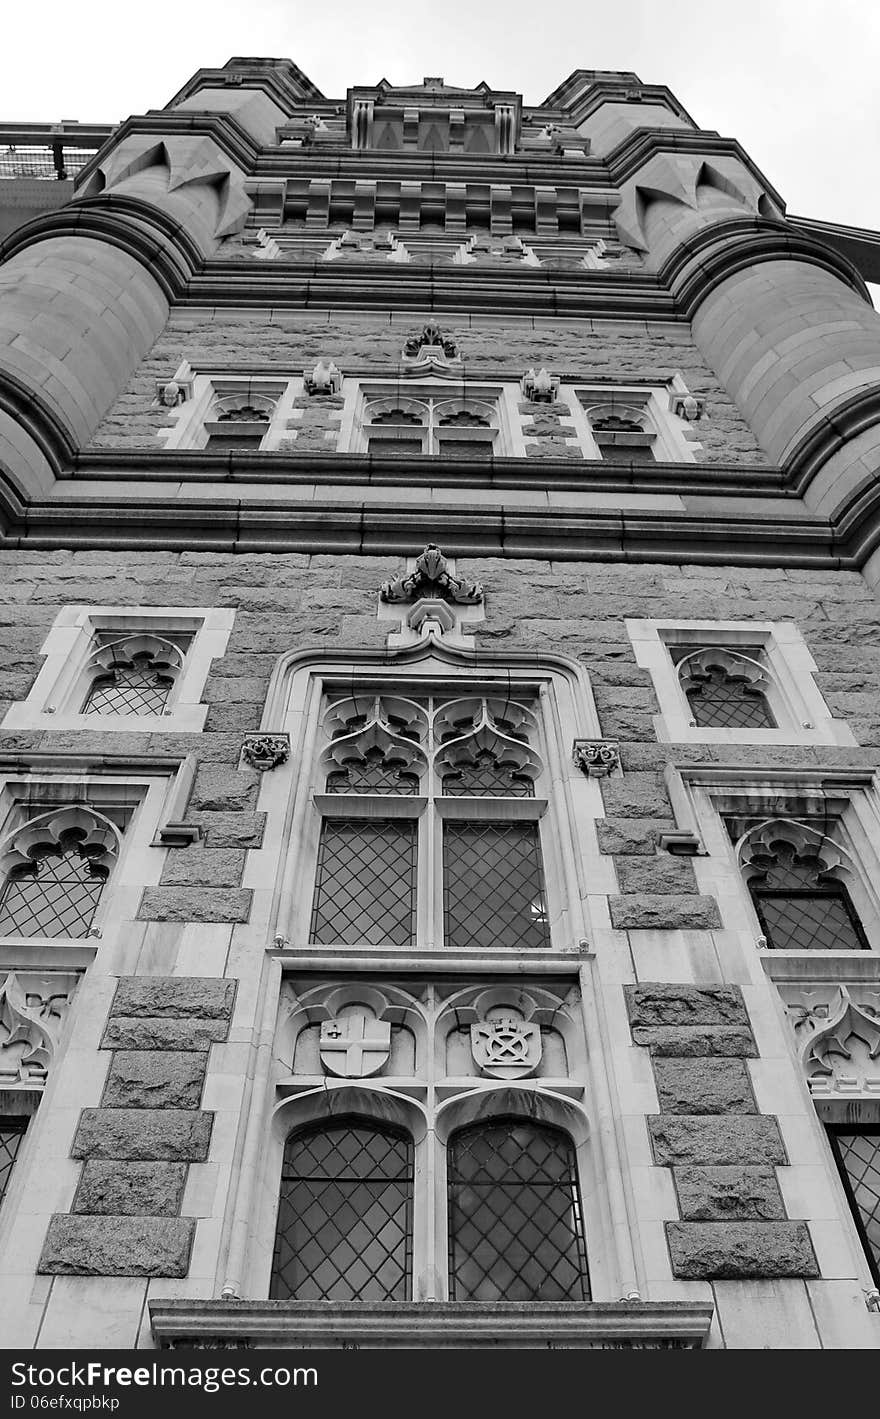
39 1215 195 1277
630 1025 758 1057
147 1299 716 1350
666 1222 819 1279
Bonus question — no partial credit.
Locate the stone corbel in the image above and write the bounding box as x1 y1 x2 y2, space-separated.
242 732 291 772
152 755 202 846
380 544 483 607
572 739 620 777
671 392 706 422
303 359 342 395
521 368 559 402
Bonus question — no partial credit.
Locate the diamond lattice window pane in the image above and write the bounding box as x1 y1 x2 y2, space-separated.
326 748 420 795
829 1130 880 1284
754 890 868 950
85 667 172 716
0 1120 27 1210
309 819 416 947
270 1123 413 1301
448 1120 590 1301
685 665 776 729
443 821 549 949
0 851 107 938
441 752 534 797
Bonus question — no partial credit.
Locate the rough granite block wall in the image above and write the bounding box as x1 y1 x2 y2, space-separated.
88 312 769 465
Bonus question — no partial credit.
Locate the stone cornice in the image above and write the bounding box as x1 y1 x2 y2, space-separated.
658 216 871 316
148 1298 714 1348
71 112 261 194
247 149 612 186
166 58 325 113
605 128 785 210
0 194 205 302
0 369 77 478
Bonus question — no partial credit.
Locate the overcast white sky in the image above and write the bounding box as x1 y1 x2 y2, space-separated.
3 0 879 231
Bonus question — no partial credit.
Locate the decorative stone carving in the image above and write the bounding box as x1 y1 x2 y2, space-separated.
521 368 559 402
303 359 342 395
319 1014 392 1078
0 807 119 880
241 732 290 772
784 985 880 1096
402 322 459 365
737 818 853 881
572 739 620 777
678 646 772 705
671 392 705 422
0 971 79 1087
380 544 483 606
471 1012 542 1079
159 381 185 408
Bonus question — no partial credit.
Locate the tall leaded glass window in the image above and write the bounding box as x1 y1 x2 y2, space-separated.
0 1118 28 1211
673 646 776 731
269 1121 413 1301
732 819 869 952
310 690 551 950
827 1127 880 1285
447 1119 590 1301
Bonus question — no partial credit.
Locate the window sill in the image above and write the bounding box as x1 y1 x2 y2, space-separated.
148 1298 714 1350
760 951 880 982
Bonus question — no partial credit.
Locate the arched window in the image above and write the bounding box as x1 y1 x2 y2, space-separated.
269 1119 413 1301
447 1118 590 1301
0 807 119 939
82 634 186 717
738 820 869 952
675 646 776 730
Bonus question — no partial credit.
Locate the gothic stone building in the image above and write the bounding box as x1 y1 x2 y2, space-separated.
0 57 878 1352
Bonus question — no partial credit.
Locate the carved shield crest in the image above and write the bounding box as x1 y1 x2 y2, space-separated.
470 1016 541 1079
319 1014 392 1078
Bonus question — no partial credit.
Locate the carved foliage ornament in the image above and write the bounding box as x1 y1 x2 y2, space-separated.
521 368 559 403
241 733 291 772
786 985 880 1096
402 322 458 362
303 359 342 395
0 971 79 1087
380 544 483 606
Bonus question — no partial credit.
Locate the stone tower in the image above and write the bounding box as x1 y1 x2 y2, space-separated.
0 58 878 1351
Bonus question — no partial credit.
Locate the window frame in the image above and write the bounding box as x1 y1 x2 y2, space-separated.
627 618 855 746
3 606 234 733
825 1124 880 1287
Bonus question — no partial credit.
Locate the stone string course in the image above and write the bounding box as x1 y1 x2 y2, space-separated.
38 976 235 1278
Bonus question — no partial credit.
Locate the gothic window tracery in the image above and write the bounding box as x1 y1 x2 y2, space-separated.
0 806 122 939
674 646 776 730
588 405 656 463
362 394 497 459
733 817 869 952
309 691 549 950
82 633 188 717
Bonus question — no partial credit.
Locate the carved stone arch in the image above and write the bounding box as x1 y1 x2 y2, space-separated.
736 816 856 883
432 395 496 428
587 402 650 435
792 985 880 1081
0 806 120 880
677 646 774 698
434 1083 590 1147
83 633 185 715
320 692 428 790
271 1084 429 1146
278 980 428 1072
363 395 428 426
212 392 276 422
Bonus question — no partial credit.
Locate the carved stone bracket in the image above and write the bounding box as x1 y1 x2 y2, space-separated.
402 322 459 365
242 733 290 772
671 392 706 422
380 544 483 607
573 739 620 777
303 359 342 395
521 368 559 402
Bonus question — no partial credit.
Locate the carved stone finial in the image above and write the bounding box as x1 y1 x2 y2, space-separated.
573 739 620 777
521 368 558 402
303 359 342 395
242 732 290 771
380 544 483 606
402 322 458 363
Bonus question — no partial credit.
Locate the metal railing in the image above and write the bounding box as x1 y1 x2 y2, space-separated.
0 123 114 181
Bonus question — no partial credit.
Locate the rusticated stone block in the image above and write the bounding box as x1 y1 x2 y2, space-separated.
614 857 698 894
101 1052 206 1109
101 1017 229 1052
189 765 259 812
138 886 252 923
649 1115 787 1167
625 984 749 1029
71 1109 213 1162
673 1166 785 1222
653 1058 756 1114
188 811 265 848
73 1161 187 1216
666 1222 819 1279
110 977 235 1021
609 895 721 930
160 847 246 888
39 1215 195 1277
632 1025 758 1058
596 819 675 855
600 774 671 818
